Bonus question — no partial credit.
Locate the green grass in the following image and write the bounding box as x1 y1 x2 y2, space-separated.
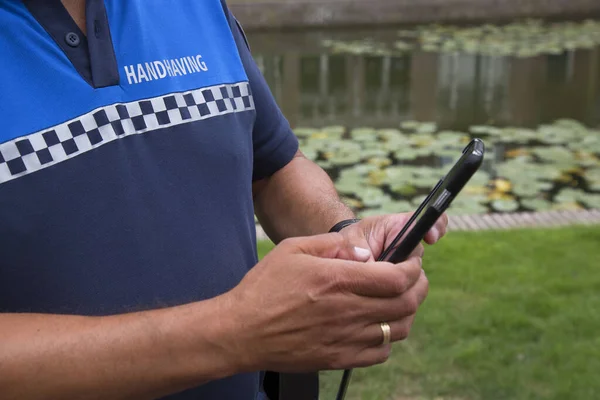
257 226 600 400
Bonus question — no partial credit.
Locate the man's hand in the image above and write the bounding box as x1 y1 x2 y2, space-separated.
221 232 427 373
337 213 450 262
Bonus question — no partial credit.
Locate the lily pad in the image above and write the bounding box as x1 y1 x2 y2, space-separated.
551 201 584 211
531 146 576 165
492 198 520 212
512 181 554 197
578 193 600 208
358 188 392 207
554 188 583 204
379 199 413 213
390 183 418 197
350 127 378 142
521 198 553 211
470 125 503 136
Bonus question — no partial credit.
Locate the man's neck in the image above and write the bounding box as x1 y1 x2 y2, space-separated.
61 0 87 33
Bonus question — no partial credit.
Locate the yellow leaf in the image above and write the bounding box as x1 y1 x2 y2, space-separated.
491 178 512 193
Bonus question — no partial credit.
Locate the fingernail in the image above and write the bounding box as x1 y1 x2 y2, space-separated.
431 228 440 242
353 246 371 260
418 257 423 267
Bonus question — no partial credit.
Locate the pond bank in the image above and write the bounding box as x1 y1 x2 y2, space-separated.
228 0 600 31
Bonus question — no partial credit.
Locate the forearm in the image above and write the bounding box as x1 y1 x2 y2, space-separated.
0 297 241 400
254 152 355 243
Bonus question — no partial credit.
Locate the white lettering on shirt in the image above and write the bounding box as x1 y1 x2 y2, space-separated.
123 54 209 85
124 65 138 85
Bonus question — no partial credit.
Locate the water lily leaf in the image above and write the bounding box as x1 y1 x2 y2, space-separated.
494 128 538 144
361 148 389 159
323 20 600 58
583 168 600 184
393 148 421 160
416 122 438 134
488 192 516 201
379 199 413 213
322 125 346 136
497 159 563 181
446 194 489 215
521 198 553 211
554 188 583 203
470 125 503 135
350 127 378 142
358 187 391 207
568 133 600 152
575 151 600 167
551 201 584 211
437 131 470 142
492 198 519 212
390 183 418 197
400 120 421 131
367 169 388 186
512 181 554 197
578 193 600 208
335 176 364 195
411 195 429 207
367 157 392 168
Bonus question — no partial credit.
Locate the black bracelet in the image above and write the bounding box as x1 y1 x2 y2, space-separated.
328 218 361 233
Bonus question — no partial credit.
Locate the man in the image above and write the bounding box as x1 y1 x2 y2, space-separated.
0 0 448 399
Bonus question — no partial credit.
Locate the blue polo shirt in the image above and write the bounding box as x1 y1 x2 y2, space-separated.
0 0 298 398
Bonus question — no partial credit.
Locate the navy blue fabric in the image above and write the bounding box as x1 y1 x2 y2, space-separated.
221 4 299 181
22 0 94 86
0 0 298 399
86 0 120 87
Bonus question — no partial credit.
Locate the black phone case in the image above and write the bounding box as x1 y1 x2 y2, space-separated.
336 139 485 400
380 138 485 264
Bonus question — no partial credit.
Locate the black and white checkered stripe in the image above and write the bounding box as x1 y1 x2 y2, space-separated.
0 81 254 185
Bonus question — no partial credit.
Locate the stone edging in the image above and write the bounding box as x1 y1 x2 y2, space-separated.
229 0 600 31
255 209 600 240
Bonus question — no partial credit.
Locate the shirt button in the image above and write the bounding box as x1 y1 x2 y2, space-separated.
65 32 80 47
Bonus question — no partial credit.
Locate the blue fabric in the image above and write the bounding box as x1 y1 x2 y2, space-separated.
0 0 298 399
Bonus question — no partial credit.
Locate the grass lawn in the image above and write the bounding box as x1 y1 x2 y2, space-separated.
257 225 600 400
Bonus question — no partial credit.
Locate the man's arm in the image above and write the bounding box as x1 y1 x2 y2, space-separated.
0 235 430 400
253 150 355 243
0 298 240 400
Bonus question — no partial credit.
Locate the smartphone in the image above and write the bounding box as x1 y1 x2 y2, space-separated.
335 138 485 400
377 137 485 264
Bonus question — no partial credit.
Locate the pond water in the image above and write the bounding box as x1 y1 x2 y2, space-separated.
247 20 600 215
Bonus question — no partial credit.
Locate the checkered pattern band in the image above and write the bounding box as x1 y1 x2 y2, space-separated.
0 81 254 185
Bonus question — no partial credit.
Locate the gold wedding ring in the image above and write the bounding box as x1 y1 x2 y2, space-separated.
380 322 391 345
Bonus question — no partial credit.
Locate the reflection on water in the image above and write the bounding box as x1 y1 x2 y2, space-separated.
247 27 600 214
249 29 600 131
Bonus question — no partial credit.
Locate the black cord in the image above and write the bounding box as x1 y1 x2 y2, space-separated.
335 369 352 400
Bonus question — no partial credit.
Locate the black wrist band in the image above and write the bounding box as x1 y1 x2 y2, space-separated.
328 218 361 233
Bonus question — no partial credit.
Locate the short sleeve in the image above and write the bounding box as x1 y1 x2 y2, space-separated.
221 1 299 181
